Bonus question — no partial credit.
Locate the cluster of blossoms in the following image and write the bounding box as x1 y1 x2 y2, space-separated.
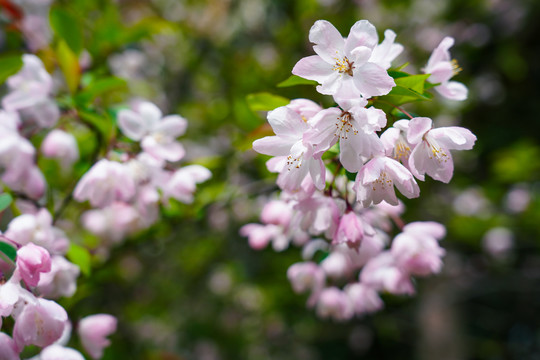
242 20 476 320
74 100 211 244
0 36 210 360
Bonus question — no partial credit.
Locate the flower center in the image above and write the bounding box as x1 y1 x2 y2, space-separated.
394 135 411 162
286 154 304 170
335 111 358 139
451 59 462 76
372 170 393 191
426 139 448 163
333 56 354 76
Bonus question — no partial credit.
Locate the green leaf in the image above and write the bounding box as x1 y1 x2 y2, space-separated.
0 241 16 263
388 70 410 79
246 92 290 112
0 55 23 86
395 74 431 93
56 40 81 94
50 7 83 55
277 75 318 87
75 77 127 104
0 193 13 212
378 74 432 106
67 243 91 276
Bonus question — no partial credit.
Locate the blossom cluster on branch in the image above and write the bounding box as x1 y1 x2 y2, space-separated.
242 19 476 320
0 4 210 358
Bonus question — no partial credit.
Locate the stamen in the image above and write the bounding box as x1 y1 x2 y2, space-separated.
451 59 462 76
332 56 355 76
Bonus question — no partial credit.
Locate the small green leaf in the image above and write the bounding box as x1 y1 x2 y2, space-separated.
388 70 410 79
75 77 127 104
378 74 432 106
56 40 81 94
0 241 17 263
277 75 318 87
67 243 91 276
0 193 13 212
246 92 290 112
0 55 23 86
395 74 431 93
50 8 83 54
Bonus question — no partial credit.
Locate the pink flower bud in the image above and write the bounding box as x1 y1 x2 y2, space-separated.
41 129 79 169
78 314 117 359
0 333 19 360
315 287 354 321
260 200 292 228
345 283 383 315
13 298 68 351
16 243 51 287
333 212 364 250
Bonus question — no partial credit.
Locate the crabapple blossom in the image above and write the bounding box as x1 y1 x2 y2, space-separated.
0 282 20 317
407 117 476 183
423 37 468 101
2 54 59 128
315 287 354 321
253 105 325 191
37 256 80 299
161 165 212 204
16 243 51 287
292 20 395 99
244 19 475 320
41 129 80 169
73 159 136 207
78 314 117 359
13 298 68 350
117 101 187 162
354 156 420 207
0 333 19 360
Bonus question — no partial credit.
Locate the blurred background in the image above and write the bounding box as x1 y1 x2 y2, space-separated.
3 0 540 359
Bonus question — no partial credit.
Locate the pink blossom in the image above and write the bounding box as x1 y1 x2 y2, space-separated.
333 212 364 250
74 159 136 208
253 105 325 191
20 14 52 52
294 194 342 237
482 227 514 259
2 54 59 128
5 209 65 253
16 243 51 287
0 282 21 317
292 20 395 99
354 156 420 207
81 202 139 242
345 283 383 315
40 345 85 360
161 165 211 204
287 262 325 307
407 117 476 183
360 252 414 295
315 287 354 321
260 200 293 228
78 314 117 359
0 333 19 360
423 37 468 100
13 298 68 351
117 101 187 162
286 98 323 119
37 256 80 298
41 129 80 169
320 251 353 279
391 221 446 276
305 99 386 172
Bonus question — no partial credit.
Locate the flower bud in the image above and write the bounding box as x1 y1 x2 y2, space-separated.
16 243 51 287
78 314 117 359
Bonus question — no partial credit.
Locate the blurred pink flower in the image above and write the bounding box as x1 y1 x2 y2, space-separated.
78 314 117 359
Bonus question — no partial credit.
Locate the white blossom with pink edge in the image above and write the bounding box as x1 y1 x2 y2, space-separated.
41 129 80 170
77 314 117 360
423 37 468 101
407 117 476 183
117 101 187 162
292 20 395 100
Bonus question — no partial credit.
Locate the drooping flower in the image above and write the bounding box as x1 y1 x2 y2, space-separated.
407 117 476 183
315 287 354 321
292 20 395 99
253 105 325 191
423 37 468 101
117 101 187 162
360 252 414 295
287 262 325 307
354 156 420 207
78 314 117 360
391 221 446 276
345 282 383 315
